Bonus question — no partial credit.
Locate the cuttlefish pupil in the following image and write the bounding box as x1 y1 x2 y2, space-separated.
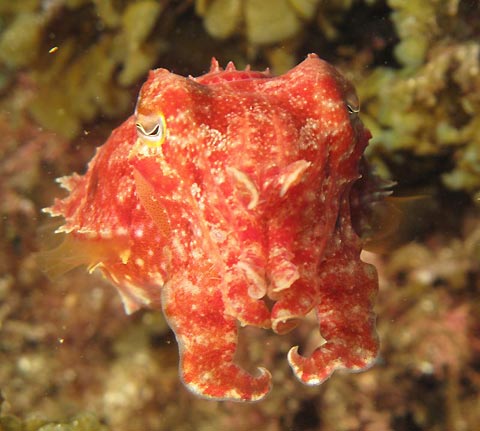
345 89 360 114
135 114 166 143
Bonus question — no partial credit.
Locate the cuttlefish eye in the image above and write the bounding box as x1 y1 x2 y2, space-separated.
345 88 360 114
135 113 167 145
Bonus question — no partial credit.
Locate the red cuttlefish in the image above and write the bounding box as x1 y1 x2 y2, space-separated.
43 54 379 401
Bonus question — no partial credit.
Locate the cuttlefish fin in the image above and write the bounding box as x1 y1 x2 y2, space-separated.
36 233 112 280
363 195 431 254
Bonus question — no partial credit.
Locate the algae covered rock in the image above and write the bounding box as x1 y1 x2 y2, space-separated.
0 0 166 139
0 13 44 68
196 0 242 40
359 1 480 201
196 0 321 45
0 414 107 431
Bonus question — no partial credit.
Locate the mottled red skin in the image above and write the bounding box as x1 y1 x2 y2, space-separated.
47 54 379 401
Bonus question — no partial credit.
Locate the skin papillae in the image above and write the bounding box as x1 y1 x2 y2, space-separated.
44 54 379 401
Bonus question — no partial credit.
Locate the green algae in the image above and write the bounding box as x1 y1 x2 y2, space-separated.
0 0 166 139
0 414 107 431
358 1 480 201
0 13 44 68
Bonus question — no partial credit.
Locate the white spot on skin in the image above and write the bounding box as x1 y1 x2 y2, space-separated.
226 167 259 210
190 183 201 198
237 261 267 299
210 226 227 243
120 249 131 264
277 160 311 197
270 260 300 292
116 227 128 236
146 272 165 286
99 228 112 238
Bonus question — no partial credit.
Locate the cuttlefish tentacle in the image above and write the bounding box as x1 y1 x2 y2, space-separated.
288 200 379 384
162 272 272 401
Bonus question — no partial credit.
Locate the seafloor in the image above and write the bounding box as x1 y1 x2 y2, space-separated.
0 1 479 430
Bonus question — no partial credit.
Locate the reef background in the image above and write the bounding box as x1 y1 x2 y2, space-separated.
0 1 479 430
